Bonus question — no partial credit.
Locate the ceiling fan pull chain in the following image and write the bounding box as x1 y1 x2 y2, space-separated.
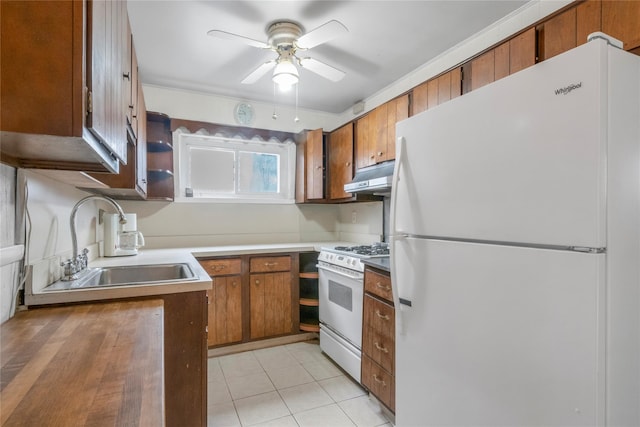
294 83 300 123
272 82 278 120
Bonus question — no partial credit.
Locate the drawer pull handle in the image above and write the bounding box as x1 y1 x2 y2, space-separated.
375 310 390 321
232 281 238 287
255 280 260 285
374 342 389 353
373 374 386 386
375 282 391 291
264 262 277 267
213 265 227 271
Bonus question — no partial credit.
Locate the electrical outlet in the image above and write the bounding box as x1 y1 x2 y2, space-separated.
351 211 357 223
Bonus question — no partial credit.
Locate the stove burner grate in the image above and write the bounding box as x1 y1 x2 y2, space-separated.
333 244 389 256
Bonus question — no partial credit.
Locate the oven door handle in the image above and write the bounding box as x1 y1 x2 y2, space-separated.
316 264 364 280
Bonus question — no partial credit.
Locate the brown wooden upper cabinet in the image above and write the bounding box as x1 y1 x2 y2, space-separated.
537 0 601 61
86 22 148 200
327 123 354 200
412 68 461 115
602 0 640 52
385 94 409 161
355 94 409 168
537 0 640 60
355 113 372 169
471 28 536 91
1 0 130 173
295 128 325 202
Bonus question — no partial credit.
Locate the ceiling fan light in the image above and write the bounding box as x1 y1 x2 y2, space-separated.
272 60 299 89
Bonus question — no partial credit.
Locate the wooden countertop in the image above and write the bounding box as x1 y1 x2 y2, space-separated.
1 300 165 426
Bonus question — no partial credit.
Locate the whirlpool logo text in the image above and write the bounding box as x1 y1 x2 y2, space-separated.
555 82 582 95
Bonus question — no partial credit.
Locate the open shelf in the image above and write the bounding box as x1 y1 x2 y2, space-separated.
147 140 173 152
299 317 320 333
299 252 319 333
300 298 319 307
148 169 174 179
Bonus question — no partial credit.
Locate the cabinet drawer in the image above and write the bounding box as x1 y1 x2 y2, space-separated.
363 327 394 373
250 256 291 273
200 258 242 276
364 268 393 302
363 294 395 339
362 355 395 412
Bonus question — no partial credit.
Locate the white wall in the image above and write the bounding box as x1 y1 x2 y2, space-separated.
143 85 337 134
116 199 346 248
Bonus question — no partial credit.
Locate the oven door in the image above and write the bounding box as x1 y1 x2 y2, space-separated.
317 262 364 349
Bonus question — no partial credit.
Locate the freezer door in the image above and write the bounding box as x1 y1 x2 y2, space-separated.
393 237 605 426
393 40 612 248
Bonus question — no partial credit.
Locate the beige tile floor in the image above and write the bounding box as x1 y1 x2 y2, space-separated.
208 341 393 427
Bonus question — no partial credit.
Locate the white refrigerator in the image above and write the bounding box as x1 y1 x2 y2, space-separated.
390 36 639 426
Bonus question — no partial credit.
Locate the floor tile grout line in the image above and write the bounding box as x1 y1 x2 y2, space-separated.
209 342 385 427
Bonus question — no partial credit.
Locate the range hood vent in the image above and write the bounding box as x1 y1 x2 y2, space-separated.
344 160 395 195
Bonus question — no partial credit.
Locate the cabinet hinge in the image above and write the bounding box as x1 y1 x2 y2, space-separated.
86 90 93 114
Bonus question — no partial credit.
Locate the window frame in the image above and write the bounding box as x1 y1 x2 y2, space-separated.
173 129 296 204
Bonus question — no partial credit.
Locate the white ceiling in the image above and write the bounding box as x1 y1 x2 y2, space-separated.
127 1 529 114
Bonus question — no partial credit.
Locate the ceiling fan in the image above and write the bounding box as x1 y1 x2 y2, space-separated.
207 20 348 89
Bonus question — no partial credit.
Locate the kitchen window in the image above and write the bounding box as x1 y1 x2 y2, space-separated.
174 130 296 203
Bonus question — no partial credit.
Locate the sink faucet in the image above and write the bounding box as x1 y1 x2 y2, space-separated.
61 195 127 280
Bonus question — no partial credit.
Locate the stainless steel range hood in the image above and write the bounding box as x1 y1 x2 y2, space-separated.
344 160 395 195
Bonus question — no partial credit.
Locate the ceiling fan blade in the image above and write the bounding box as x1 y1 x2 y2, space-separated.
299 57 345 82
241 61 276 84
207 29 270 49
296 20 348 49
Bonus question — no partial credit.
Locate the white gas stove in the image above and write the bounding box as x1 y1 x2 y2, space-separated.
317 243 389 383
318 243 390 273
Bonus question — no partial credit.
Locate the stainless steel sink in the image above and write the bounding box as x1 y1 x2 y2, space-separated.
44 263 198 291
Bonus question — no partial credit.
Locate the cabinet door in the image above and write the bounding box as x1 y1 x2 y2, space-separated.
602 0 640 51
412 81 429 116
250 272 293 339
538 7 577 61
509 27 536 74
494 41 510 81
426 78 439 110
373 103 388 163
363 295 395 373
87 0 127 163
471 49 495 91
208 275 243 347
355 113 372 169
328 122 354 200
385 95 409 161
362 355 395 411
305 128 324 200
135 82 148 195
576 0 601 48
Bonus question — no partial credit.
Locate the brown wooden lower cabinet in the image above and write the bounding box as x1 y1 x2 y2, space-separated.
199 253 300 348
362 355 396 412
362 266 395 413
160 291 208 427
208 275 243 346
250 272 293 339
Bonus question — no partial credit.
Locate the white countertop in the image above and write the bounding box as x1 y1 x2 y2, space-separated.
26 241 349 306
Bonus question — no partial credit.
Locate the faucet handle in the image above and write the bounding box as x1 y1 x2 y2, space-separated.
60 259 78 280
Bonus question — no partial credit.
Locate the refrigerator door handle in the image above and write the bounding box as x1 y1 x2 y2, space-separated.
390 233 410 337
389 136 405 237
